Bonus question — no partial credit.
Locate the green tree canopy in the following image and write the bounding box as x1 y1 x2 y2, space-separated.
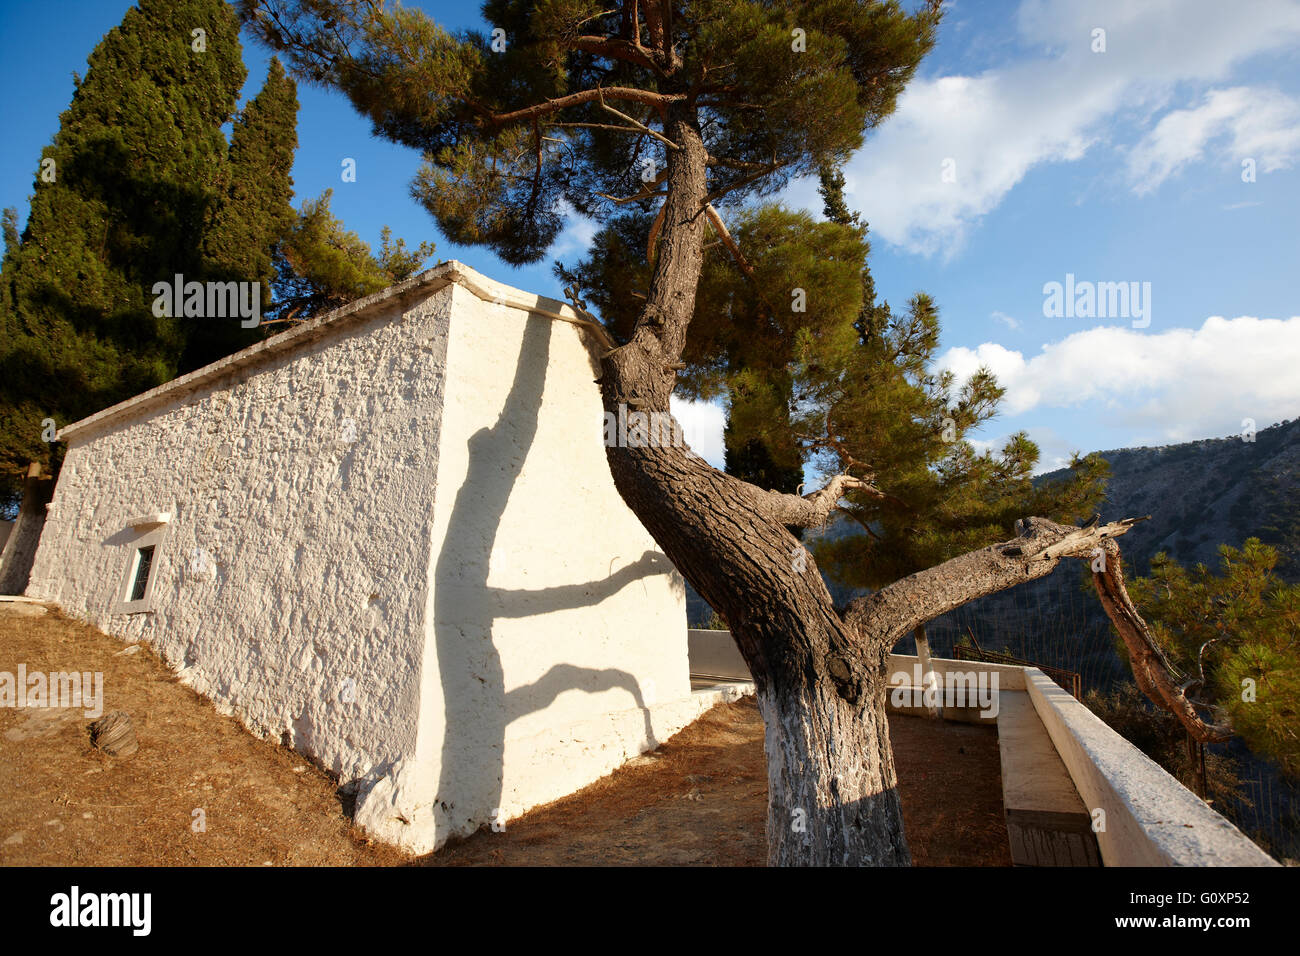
267 189 435 324
1128 539 1300 778
562 162 1109 592
559 199 866 493
803 171 1109 592
0 0 247 487
240 0 939 262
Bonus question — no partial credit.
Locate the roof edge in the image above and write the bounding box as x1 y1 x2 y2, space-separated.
57 260 616 443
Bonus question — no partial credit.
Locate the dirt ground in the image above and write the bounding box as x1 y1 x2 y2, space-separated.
428 693 1010 866
0 605 1009 866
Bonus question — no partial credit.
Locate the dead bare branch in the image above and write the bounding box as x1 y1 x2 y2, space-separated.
703 204 779 317
598 92 679 150
760 474 886 528
490 87 685 126
841 512 1232 743
844 516 1147 650
1090 540 1233 743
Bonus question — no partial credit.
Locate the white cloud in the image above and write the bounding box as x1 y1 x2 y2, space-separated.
967 426 1084 474
1127 86 1300 193
1023 426 1089 474
839 0 1300 256
549 211 598 259
670 396 726 469
936 315 1300 442
992 310 1020 330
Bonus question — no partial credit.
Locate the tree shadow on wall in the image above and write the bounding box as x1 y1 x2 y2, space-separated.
427 314 674 848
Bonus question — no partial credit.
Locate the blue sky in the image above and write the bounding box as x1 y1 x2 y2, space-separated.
2 0 1299 473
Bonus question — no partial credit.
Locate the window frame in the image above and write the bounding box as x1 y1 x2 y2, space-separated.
115 521 168 615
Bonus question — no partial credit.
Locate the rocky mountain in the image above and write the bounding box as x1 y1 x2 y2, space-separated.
1052 417 1300 580
921 415 1300 691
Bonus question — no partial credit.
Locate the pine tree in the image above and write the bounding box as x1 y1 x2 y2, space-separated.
266 190 435 325
564 164 1109 695
723 388 803 500
808 173 1110 602
241 0 1163 866
561 202 866 494
0 0 246 483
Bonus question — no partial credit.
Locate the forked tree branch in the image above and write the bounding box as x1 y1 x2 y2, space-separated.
641 0 679 70
844 516 1146 648
700 204 786 320
598 167 669 206
567 35 660 72
646 201 667 262
597 93 679 150
490 87 685 126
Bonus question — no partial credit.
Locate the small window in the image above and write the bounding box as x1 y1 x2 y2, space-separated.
128 545 155 602
116 522 167 615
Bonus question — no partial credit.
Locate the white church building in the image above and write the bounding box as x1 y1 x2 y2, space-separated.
24 262 738 854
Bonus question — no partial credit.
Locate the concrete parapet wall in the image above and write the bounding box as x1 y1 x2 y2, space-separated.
687 629 751 681
1024 669 1276 866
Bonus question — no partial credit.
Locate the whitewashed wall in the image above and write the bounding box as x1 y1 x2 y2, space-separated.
28 285 455 784
28 264 699 855
354 279 694 853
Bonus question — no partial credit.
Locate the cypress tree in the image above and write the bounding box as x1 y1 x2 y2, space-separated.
0 0 245 484
189 55 299 370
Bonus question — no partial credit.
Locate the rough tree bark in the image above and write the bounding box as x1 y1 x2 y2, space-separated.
574 43 1219 867
598 104 910 865
576 30 1209 867
603 161 1164 860
590 103 1167 866
1089 539 1232 743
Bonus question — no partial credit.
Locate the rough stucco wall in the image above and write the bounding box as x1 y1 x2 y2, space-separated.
354 282 690 851
27 287 453 782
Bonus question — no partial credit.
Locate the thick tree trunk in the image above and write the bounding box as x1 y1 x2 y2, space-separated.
603 432 913 865
759 665 909 866
593 104 1161 866
599 105 910 866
